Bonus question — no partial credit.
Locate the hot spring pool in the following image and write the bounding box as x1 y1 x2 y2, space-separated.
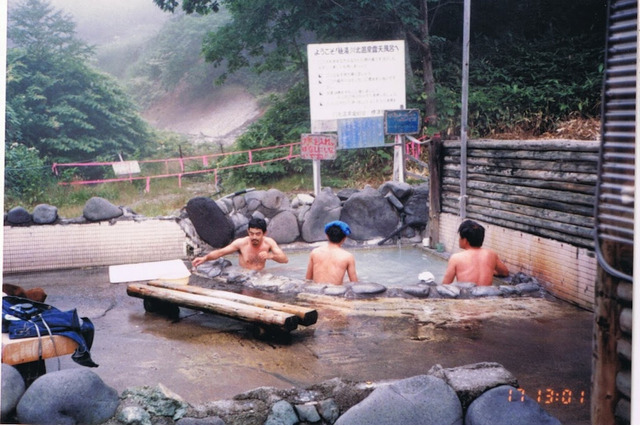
267 245 448 287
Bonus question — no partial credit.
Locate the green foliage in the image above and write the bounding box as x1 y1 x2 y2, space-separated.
220 83 311 186
4 143 51 204
325 147 395 185
153 0 220 14
466 34 604 136
124 12 231 107
6 0 154 168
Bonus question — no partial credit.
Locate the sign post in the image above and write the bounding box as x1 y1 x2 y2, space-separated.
300 133 338 195
393 135 405 183
306 40 407 186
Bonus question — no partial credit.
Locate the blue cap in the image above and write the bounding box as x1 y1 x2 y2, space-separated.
324 220 351 236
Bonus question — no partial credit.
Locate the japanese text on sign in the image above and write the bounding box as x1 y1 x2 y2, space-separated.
300 134 338 160
384 109 421 135
307 40 406 123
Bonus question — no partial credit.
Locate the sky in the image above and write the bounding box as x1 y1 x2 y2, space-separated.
48 0 169 45
1 0 170 214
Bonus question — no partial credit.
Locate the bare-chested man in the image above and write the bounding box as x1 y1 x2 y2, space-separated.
306 221 358 285
442 219 509 286
191 218 288 271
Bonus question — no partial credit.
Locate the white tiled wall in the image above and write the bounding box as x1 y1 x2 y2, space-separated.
3 219 187 273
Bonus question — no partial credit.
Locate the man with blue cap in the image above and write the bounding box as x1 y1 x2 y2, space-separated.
305 221 358 285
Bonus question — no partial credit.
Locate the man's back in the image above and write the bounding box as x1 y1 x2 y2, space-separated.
306 244 356 285
443 247 507 286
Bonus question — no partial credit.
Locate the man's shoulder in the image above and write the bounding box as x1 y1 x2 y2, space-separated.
263 236 279 245
233 236 250 246
449 250 470 264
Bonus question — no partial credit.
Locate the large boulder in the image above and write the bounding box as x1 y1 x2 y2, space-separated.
267 210 300 244
186 197 235 248
244 190 266 212
291 193 315 208
1 364 25 421
83 197 123 221
259 188 291 217
402 183 429 225
301 188 342 242
340 186 400 241
242 189 290 218
32 203 58 224
465 385 561 425
379 181 413 201
335 375 463 425
17 369 119 425
265 400 298 425
428 362 518 409
6 206 31 225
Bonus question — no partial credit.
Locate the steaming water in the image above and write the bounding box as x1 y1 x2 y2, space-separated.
268 245 448 287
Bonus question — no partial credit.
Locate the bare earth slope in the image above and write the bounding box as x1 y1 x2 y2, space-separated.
142 84 264 146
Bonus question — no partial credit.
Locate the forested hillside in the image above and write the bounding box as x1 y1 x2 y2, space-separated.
5 0 607 204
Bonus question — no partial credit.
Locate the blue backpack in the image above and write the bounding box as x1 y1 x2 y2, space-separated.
2 295 98 367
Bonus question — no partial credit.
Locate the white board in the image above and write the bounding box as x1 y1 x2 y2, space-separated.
112 161 141 176
109 259 191 284
307 40 406 124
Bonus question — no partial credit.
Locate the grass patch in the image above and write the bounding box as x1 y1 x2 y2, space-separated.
6 166 394 219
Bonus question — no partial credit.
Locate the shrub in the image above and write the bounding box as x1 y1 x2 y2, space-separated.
4 143 51 204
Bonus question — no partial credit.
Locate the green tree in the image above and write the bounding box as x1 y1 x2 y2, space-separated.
4 142 51 204
153 0 445 118
152 0 605 137
6 0 154 164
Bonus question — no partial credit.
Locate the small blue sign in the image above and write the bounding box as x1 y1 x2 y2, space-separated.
337 117 385 149
384 109 421 135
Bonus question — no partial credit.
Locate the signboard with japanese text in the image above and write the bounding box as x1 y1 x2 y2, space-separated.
300 134 338 160
338 117 385 149
308 40 406 133
384 109 421 135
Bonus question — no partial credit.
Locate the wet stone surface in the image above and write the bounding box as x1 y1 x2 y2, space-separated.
4 265 593 424
194 257 547 301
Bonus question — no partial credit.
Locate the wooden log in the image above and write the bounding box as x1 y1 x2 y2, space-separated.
442 178 596 207
441 195 593 236
445 148 599 163
457 209 594 248
441 200 594 246
443 139 599 151
127 283 298 331
443 163 598 184
466 173 595 195
444 156 597 174
440 173 596 196
442 200 589 237
2 333 78 365
147 280 317 326
428 137 443 246
464 188 595 217
466 196 595 230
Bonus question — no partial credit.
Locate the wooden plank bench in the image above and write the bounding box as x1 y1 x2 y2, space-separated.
2 333 78 366
2 332 79 384
127 281 318 336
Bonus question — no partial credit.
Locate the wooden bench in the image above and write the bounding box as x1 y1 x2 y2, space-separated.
2 333 78 366
2 332 79 384
127 280 318 336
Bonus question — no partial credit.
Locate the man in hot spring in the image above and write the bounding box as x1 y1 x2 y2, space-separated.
306 221 358 285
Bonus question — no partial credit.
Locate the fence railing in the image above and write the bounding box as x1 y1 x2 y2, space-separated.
51 142 301 192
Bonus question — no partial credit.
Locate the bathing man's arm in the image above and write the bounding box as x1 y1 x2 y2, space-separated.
192 239 243 268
